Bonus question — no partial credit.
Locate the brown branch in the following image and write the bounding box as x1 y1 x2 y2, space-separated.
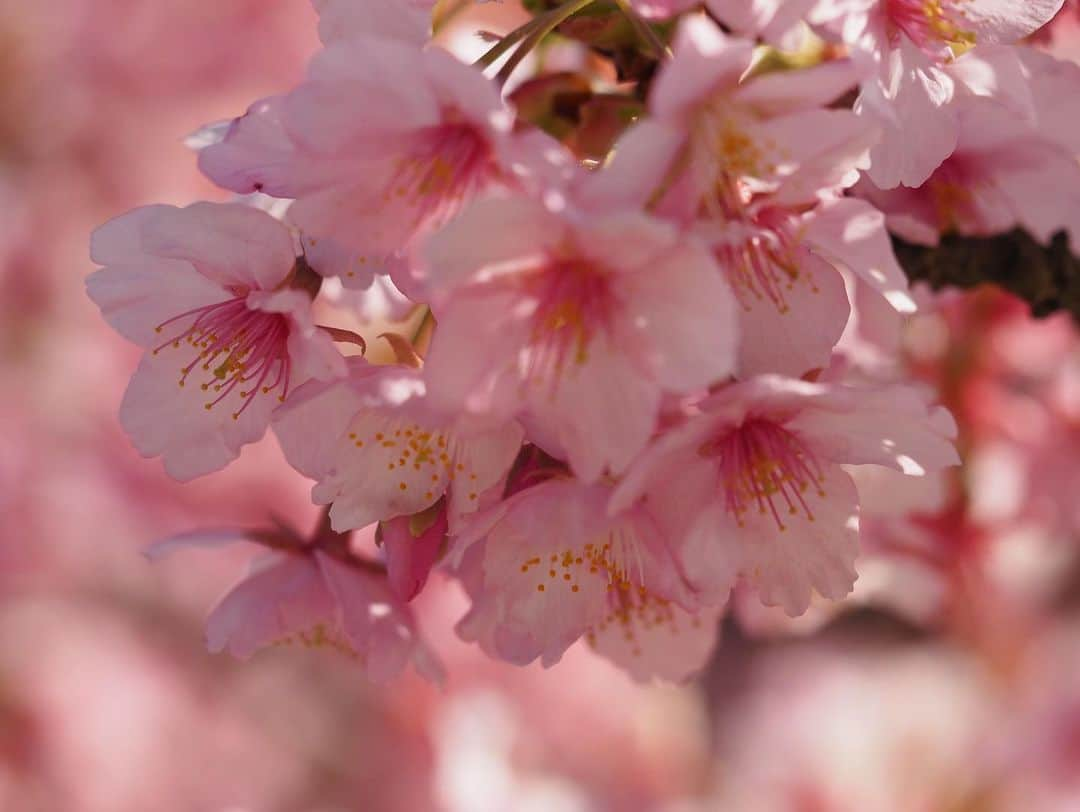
891 229 1080 323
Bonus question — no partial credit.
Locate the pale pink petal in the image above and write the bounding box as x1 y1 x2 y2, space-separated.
315 552 442 683
575 211 684 273
651 16 755 123
119 351 278 481
423 195 565 293
957 0 1064 43
760 109 878 204
474 481 616 666
859 39 957 188
803 197 917 312
735 249 851 378
677 502 746 605
300 233 379 291
948 46 1036 121
734 57 860 113
526 335 662 481
445 419 524 529
422 47 509 132
573 119 686 213
993 149 1080 245
659 464 742 605
140 202 297 291
423 286 531 418
618 236 738 389
589 600 723 682
314 411 452 530
286 177 410 270
89 204 176 265
272 359 376 479
609 416 720 516
85 261 225 348
1018 47 1080 155
197 96 326 197
289 39 439 151
788 385 960 474
144 528 254 561
736 463 860 616
206 553 334 658
285 321 347 383
629 0 697 20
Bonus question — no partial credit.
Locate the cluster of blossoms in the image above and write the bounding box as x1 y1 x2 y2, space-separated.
88 0 1076 682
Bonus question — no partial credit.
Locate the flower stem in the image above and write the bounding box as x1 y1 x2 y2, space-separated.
611 0 671 60
478 0 597 82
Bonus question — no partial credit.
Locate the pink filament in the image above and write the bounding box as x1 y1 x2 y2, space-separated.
153 297 292 419
714 227 803 314
705 419 826 531
389 123 491 229
522 259 616 388
885 0 973 53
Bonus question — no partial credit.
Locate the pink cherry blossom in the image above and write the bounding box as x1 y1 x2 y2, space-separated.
272 357 523 532
146 526 443 683
600 16 873 218
198 34 524 286
612 376 960 616
579 17 897 379
699 196 915 378
809 0 1065 187
858 78 1080 246
452 478 718 680
87 202 344 480
421 192 738 481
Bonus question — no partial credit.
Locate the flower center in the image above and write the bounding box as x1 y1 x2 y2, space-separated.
927 156 978 232
886 0 977 53
702 418 826 531
715 225 816 315
691 106 778 219
518 525 645 596
346 419 481 504
524 259 616 384
387 122 490 227
152 296 291 420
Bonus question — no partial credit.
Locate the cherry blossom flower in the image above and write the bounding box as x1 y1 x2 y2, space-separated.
272 358 523 532
858 74 1080 246
198 33 526 288
809 0 1065 187
421 193 738 481
76 0 1080 692
580 17 903 378
146 525 443 683
611 376 960 616
87 202 344 480
452 478 720 680
599 16 873 218
700 196 915 377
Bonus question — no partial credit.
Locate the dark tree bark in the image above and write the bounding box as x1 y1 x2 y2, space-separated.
892 229 1080 323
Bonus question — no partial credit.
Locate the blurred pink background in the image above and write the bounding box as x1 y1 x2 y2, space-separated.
2 2 1080 810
